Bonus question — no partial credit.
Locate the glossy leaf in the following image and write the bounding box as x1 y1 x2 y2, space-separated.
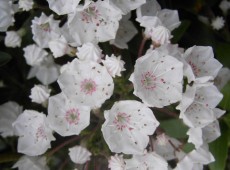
0 51 12 67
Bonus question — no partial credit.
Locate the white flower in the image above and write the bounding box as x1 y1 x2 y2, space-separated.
110 13 138 49
152 133 184 160
23 44 48 66
183 46 222 82
27 55 60 85
76 42 102 63
109 0 146 15
58 59 114 109
102 54 125 77
68 146 91 164
101 100 159 155
174 145 214 170
129 50 183 108
29 85 51 104
47 0 80 15
214 67 230 90
219 0 230 14
211 16 225 30
0 0 14 32
18 0 34 11
0 101 22 137
179 85 223 129
48 35 76 58
12 110 55 156
47 92 90 136
125 152 168 170
136 0 161 18
150 25 171 45
68 0 122 45
31 13 60 48
108 154 126 170
12 155 49 170
4 31 21 48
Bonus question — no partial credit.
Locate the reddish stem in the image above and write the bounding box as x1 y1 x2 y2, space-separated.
138 37 147 58
153 107 178 118
47 135 81 157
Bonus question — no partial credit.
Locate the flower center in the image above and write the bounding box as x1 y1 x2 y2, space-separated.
65 108 80 125
81 79 97 95
188 61 201 77
113 112 132 131
141 71 157 90
81 5 102 26
36 125 47 141
40 22 50 32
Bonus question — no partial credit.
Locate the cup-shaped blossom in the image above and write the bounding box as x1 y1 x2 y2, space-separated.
19 0 34 11
101 100 159 155
0 0 14 32
129 50 183 108
12 110 55 156
23 44 48 66
0 101 23 137
58 59 114 109
12 155 49 170
47 0 80 15
29 84 51 104
67 0 122 45
31 13 60 48
47 92 91 136
183 46 222 82
4 31 22 48
68 146 91 164
125 152 168 170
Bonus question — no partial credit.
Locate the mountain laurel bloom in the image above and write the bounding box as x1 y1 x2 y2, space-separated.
12 110 55 156
0 0 14 32
18 0 34 11
130 50 183 108
4 31 22 48
68 146 92 164
29 84 51 104
0 101 23 137
47 92 91 136
12 156 49 170
108 154 126 170
102 54 126 77
58 59 114 109
102 100 159 155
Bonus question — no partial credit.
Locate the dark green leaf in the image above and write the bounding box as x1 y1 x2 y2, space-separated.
171 20 191 43
0 52 12 67
219 83 230 111
215 42 230 68
160 119 188 138
209 123 229 170
0 153 21 163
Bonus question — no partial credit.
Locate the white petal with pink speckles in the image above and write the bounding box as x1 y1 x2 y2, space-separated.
12 110 55 156
58 58 114 109
101 100 159 155
129 50 183 108
47 92 90 136
183 46 222 82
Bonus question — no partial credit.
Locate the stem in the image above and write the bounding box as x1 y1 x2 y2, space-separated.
138 36 147 58
58 159 68 170
47 135 81 157
153 107 178 118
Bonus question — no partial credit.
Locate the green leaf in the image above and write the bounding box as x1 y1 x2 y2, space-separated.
0 51 12 67
215 42 230 68
171 20 191 43
160 119 188 138
219 83 230 111
0 153 21 163
209 123 229 170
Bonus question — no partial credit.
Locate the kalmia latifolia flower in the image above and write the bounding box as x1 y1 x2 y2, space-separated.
101 100 159 155
68 146 92 164
12 110 55 156
29 84 51 104
129 50 183 108
47 92 90 136
58 59 114 109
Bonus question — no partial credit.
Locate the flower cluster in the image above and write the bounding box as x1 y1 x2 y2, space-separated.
0 0 229 170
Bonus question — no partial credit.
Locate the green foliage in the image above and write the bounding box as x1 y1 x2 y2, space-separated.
160 119 188 138
209 122 229 170
0 52 12 67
